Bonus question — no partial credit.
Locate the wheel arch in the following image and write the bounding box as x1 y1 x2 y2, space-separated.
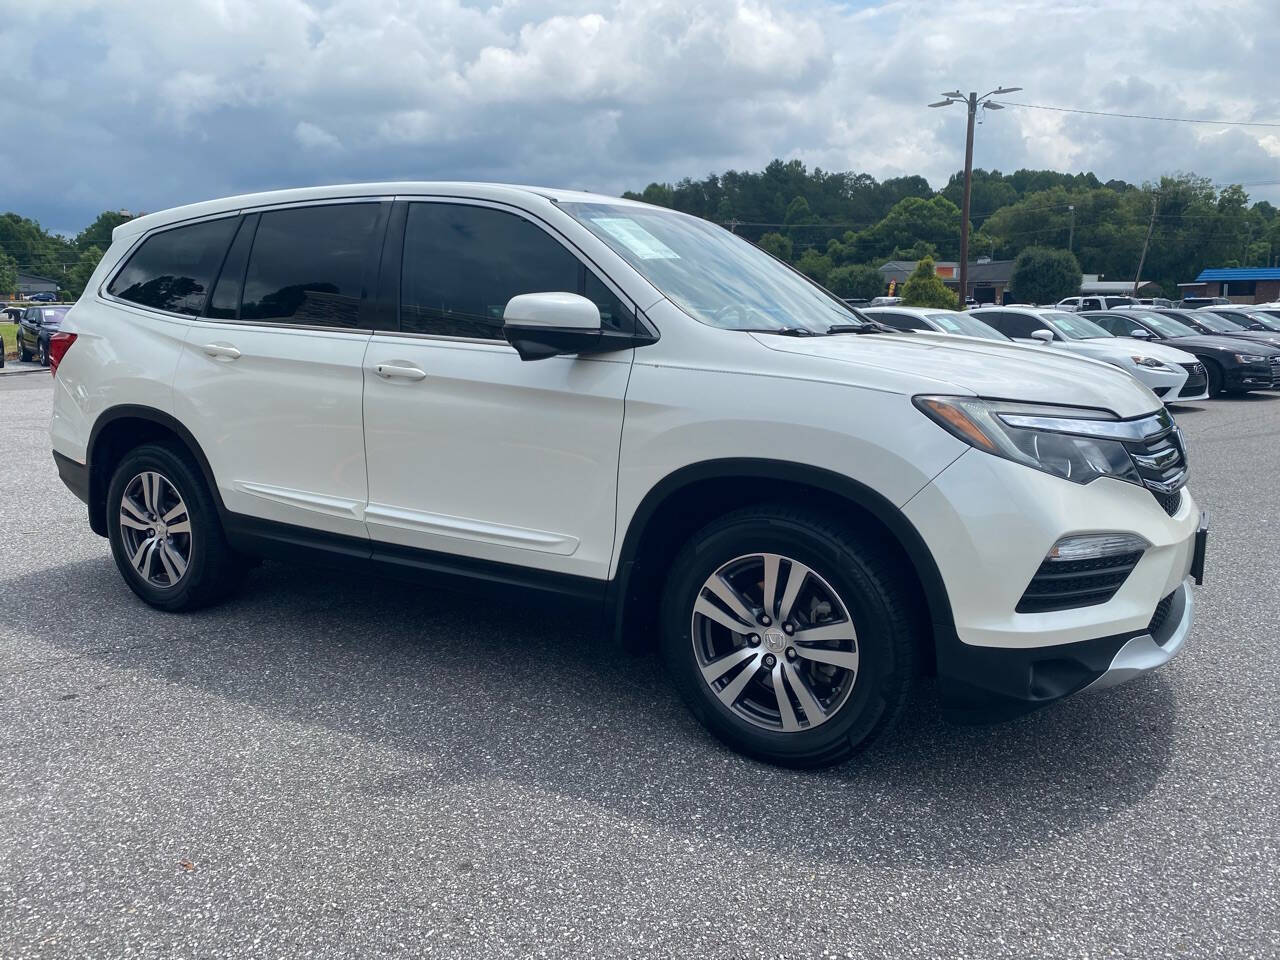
86 405 223 537
608 459 955 670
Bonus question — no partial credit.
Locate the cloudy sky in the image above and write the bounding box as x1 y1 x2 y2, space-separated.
4 0 1279 234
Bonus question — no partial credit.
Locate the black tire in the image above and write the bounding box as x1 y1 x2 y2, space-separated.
1204 359 1224 397
18 338 31 362
106 442 244 612
660 504 919 768
38 340 49 367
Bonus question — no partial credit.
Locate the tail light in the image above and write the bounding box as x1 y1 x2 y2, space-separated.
48 332 78 376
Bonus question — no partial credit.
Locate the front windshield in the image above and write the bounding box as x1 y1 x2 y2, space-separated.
925 311 1009 341
35 307 67 323
1126 311 1197 338
1041 310 1114 339
560 201 864 332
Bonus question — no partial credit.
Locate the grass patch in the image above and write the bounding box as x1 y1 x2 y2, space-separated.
0 322 17 360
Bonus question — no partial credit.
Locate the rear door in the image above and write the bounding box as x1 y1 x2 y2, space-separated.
360 199 634 580
172 200 388 540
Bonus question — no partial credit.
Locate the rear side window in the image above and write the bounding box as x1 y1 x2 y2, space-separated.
401 203 633 340
240 203 383 328
108 217 239 316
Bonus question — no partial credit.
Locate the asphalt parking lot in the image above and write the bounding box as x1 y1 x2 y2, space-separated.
2 374 1277 959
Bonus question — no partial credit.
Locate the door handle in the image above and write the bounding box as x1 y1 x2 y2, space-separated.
202 342 241 361
374 362 427 381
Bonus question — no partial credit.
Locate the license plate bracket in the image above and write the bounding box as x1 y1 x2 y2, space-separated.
1190 511 1208 585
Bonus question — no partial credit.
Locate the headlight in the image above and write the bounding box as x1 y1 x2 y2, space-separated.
1130 356 1169 369
914 396 1142 486
1235 353 1267 363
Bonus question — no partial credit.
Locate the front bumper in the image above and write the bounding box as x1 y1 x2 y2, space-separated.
903 446 1201 720
938 578 1194 721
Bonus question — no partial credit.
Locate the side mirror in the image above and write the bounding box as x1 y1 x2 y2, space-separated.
502 292 603 361
1030 329 1054 343
1130 328 1152 339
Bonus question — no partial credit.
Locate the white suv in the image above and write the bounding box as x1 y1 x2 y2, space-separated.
48 183 1207 767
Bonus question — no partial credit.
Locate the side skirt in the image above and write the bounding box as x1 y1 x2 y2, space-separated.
222 512 609 615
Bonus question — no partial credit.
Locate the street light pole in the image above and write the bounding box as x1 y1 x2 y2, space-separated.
1067 205 1075 254
929 85 1021 311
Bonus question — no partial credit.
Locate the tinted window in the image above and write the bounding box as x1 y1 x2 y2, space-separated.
207 215 257 320
401 203 631 339
108 217 238 316
979 311 1045 338
1091 313 1141 336
1081 298 1103 311
241 203 382 327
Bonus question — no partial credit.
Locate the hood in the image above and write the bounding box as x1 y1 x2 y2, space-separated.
1218 329 1280 347
1078 338 1197 364
1167 334 1280 356
750 331 1160 418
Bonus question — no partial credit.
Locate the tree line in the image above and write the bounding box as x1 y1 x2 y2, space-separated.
0 210 134 301
624 159 1280 299
5 161 1277 304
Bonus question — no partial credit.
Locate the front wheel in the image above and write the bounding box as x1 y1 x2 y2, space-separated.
39 340 50 367
18 339 31 362
1204 360 1224 397
660 505 919 768
106 443 244 611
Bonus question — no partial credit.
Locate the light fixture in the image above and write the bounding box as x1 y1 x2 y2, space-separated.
928 99 954 108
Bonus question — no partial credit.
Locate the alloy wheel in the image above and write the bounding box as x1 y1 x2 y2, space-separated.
118 471 193 588
690 552 859 732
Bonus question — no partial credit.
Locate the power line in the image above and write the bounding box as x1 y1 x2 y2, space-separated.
997 101 1280 129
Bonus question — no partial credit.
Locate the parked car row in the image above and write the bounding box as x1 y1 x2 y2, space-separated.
865 302 1280 400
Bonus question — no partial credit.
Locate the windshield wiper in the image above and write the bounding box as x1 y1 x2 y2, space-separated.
825 321 896 334
739 327 822 337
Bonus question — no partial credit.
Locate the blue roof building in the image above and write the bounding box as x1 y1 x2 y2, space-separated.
1181 267 1280 304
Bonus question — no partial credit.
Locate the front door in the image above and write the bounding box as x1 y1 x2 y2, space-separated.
361 200 635 580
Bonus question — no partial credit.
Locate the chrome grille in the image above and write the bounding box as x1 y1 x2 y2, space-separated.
1178 362 1207 395
1121 410 1188 514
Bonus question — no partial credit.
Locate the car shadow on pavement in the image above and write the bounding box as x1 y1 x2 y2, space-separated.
6 555 1176 871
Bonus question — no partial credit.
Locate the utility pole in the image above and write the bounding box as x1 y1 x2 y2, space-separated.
1132 193 1158 295
958 91 977 308
929 85 1021 310
1067 205 1075 254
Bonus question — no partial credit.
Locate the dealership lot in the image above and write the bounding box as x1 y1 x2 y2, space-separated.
1 374 1277 958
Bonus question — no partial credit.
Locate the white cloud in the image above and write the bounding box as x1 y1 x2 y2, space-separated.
294 121 342 151
4 0 1279 232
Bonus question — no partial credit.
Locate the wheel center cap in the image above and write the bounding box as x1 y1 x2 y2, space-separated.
763 629 787 653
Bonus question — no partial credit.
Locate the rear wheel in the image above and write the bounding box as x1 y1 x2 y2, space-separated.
106 443 244 611
660 505 919 768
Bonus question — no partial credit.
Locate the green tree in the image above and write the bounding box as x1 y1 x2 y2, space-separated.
795 248 833 285
826 264 884 299
1009 247 1083 304
757 232 793 262
0 250 17 299
851 196 965 262
900 257 958 309
76 211 134 250
65 245 104 299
